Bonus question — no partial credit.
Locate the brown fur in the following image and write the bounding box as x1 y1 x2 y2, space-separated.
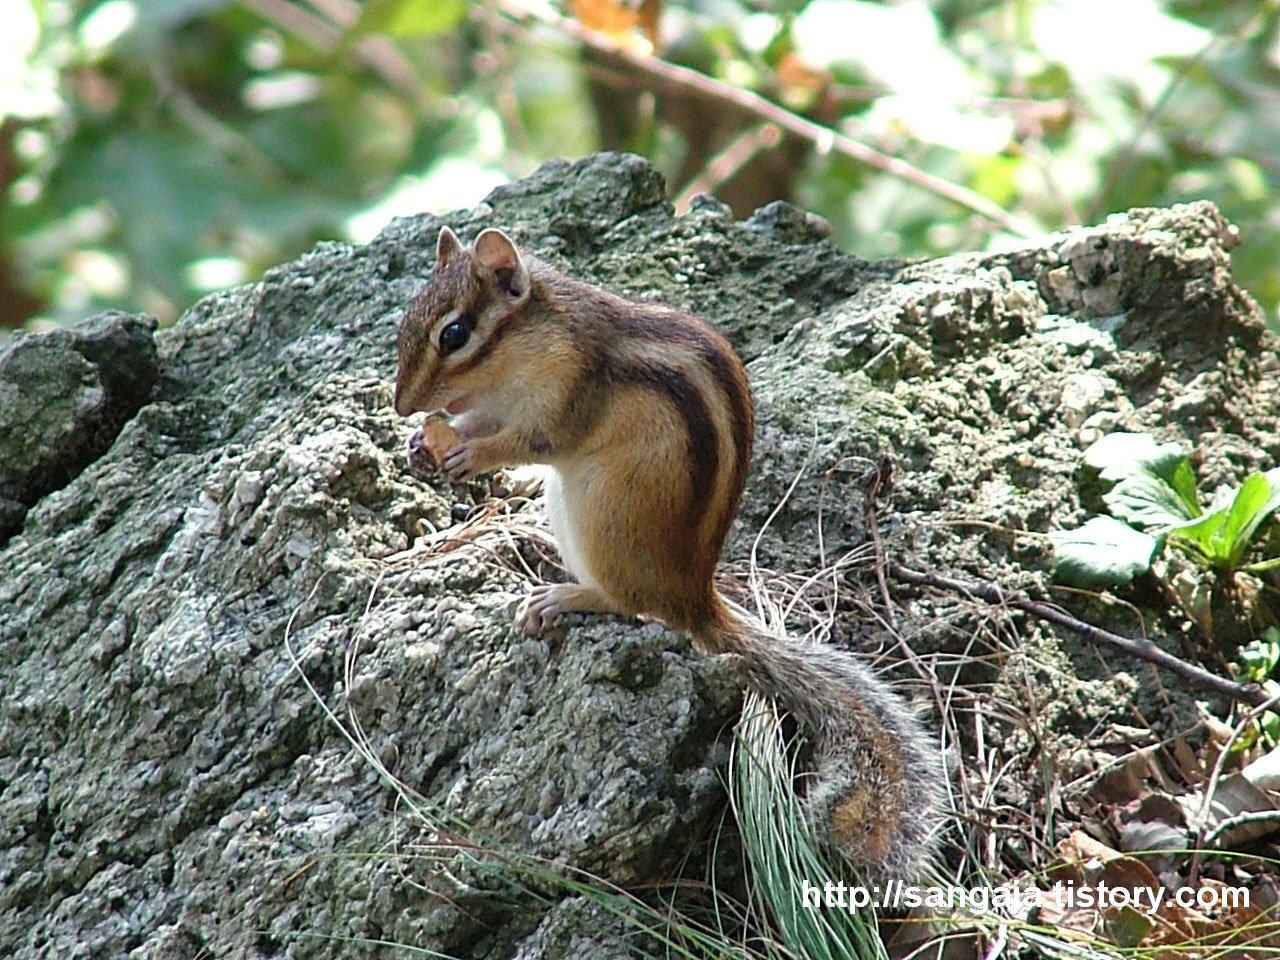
395 226 941 882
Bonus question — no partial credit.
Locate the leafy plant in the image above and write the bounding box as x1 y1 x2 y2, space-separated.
1239 628 1280 687
1236 627 1280 746
1050 432 1280 588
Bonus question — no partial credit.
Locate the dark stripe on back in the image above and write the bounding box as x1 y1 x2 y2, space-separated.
695 340 753 490
541 272 753 531
613 361 718 527
615 308 754 500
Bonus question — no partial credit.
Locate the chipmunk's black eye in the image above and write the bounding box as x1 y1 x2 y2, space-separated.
438 320 471 355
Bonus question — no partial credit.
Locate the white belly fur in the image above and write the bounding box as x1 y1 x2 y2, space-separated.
543 466 599 589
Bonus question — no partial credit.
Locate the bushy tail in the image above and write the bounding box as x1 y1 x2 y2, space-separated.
698 600 943 883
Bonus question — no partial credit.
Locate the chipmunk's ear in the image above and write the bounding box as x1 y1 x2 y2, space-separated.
472 228 530 300
436 226 463 267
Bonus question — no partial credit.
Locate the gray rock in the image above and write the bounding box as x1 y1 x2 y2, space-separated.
0 310 158 543
2 153 1277 958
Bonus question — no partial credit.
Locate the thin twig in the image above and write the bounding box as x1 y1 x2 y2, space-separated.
861 457 898 632
305 0 427 102
1089 31 1223 224
149 62 284 181
479 0 1037 237
980 927 1009 960
1202 808 1280 848
241 0 427 107
673 122 782 212
887 563 1271 708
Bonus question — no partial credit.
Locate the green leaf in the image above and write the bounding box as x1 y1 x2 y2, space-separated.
1169 469 1280 569
347 0 466 39
1244 467 1280 547
1084 433 1200 530
1261 711 1280 746
1223 472 1275 567
43 127 358 311
1049 516 1160 588
1167 507 1230 566
1169 458 1201 516
1239 636 1280 683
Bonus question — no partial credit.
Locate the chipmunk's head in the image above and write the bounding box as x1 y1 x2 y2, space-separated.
394 226 532 418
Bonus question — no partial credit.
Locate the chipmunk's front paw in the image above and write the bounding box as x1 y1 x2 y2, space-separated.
407 420 461 477
441 440 484 481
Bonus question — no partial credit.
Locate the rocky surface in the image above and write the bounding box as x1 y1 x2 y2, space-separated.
0 310 158 543
2 152 1277 958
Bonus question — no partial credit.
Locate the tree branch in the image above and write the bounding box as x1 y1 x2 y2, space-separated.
673 123 782 213
887 562 1271 709
480 0 1038 238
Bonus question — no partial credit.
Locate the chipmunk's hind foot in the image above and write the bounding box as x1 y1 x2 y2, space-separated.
517 583 621 635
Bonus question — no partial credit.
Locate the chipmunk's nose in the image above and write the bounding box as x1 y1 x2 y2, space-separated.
394 382 415 417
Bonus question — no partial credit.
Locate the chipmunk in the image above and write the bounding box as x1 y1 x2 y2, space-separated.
394 225 942 882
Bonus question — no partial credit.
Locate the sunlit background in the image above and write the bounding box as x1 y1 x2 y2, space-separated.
3 0 1277 330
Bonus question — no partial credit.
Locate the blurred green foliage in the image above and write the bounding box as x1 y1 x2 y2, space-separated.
3 0 1279 329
